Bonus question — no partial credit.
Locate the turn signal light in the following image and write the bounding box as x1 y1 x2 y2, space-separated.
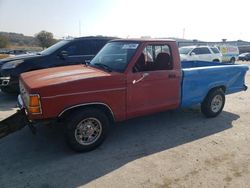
28 94 42 114
29 95 40 107
29 107 41 114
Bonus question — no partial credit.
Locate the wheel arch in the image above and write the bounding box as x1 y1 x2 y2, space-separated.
58 102 115 123
205 85 226 100
230 57 236 63
212 59 220 62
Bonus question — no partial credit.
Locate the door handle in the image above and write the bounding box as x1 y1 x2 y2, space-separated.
133 73 149 84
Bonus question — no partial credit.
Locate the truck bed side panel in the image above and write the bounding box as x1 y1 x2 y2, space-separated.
181 61 249 107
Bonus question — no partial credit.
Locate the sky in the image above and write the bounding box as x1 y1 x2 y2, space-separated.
0 0 249 41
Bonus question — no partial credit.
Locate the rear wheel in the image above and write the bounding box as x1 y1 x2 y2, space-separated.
65 108 110 152
212 59 220 62
201 88 225 118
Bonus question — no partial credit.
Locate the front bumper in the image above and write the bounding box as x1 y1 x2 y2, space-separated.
0 95 30 139
0 109 29 139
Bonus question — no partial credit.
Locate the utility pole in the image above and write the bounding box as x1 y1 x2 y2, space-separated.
79 20 81 37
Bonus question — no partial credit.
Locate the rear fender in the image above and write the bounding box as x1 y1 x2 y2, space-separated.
202 84 226 102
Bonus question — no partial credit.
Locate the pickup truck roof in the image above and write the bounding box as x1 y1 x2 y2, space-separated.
111 38 176 43
75 36 118 40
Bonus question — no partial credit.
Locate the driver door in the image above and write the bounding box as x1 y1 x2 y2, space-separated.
126 44 180 118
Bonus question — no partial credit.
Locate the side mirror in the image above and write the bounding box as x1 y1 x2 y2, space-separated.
190 52 195 56
58 51 68 59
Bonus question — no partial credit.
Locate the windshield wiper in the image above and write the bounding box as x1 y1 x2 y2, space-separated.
93 63 112 72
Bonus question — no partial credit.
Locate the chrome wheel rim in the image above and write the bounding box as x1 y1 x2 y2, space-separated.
211 95 223 113
74 118 102 145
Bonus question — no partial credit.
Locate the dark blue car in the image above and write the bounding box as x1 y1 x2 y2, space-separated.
0 36 116 93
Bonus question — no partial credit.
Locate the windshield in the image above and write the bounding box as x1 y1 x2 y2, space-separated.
179 47 193 55
90 42 139 72
39 40 71 55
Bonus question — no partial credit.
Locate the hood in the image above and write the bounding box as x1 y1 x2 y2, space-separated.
0 53 42 66
20 65 124 97
180 54 188 61
239 53 248 57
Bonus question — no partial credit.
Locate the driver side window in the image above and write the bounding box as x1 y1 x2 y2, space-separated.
192 47 211 55
133 44 172 72
62 41 93 56
63 42 81 56
65 45 78 56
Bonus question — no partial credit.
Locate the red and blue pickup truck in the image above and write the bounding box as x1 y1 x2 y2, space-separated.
0 39 249 152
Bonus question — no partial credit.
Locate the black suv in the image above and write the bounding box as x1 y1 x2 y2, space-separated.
0 36 116 93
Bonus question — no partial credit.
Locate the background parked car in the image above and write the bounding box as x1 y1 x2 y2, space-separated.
238 53 250 61
0 49 10 59
0 36 117 93
0 54 9 59
7 50 28 56
217 45 239 63
179 46 222 62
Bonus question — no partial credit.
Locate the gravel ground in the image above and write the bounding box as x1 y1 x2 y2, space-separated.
0 63 249 188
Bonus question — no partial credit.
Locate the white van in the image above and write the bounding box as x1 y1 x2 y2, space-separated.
218 45 239 63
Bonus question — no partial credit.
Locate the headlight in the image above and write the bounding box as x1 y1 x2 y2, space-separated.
2 60 24 69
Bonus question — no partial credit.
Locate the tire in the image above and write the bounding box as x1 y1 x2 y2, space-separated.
201 88 225 118
230 57 235 64
65 108 110 152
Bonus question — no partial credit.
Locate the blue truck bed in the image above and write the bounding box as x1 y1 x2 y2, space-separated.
181 61 249 107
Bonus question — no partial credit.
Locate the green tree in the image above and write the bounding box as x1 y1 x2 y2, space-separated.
0 35 9 48
35 30 56 49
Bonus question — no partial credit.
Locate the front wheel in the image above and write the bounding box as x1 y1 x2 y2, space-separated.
201 88 225 118
65 108 110 152
230 57 236 64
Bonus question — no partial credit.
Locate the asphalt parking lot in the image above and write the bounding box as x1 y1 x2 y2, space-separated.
0 66 249 188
